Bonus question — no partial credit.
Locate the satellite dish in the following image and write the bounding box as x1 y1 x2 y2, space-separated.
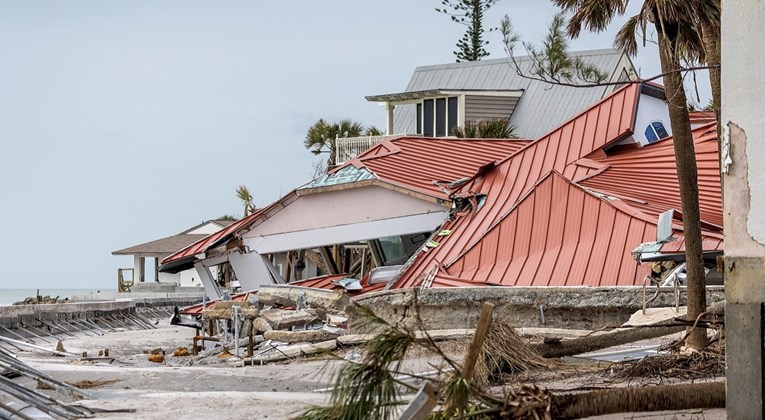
656 209 675 242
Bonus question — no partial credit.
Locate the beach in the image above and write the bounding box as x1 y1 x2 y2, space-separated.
12 320 331 419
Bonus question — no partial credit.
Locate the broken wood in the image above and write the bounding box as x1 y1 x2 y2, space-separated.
551 381 725 419
462 302 494 382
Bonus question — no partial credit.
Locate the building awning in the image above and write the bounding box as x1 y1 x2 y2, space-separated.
365 89 523 104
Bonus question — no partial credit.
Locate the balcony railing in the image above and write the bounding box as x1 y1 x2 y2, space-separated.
335 134 419 165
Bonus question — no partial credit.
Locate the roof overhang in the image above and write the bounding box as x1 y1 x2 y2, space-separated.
158 256 196 274
365 89 524 105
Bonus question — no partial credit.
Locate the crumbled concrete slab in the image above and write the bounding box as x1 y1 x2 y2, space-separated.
264 329 339 344
248 340 337 364
260 309 319 330
624 307 687 326
258 285 349 312
252 317 272 334
202 301 260 320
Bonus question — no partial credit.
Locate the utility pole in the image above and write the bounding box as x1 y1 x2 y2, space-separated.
722 2 765 418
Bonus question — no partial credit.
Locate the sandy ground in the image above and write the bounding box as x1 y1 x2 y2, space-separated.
6 315 728 419
11 321 337 419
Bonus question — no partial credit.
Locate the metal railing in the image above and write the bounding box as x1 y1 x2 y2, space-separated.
335 134 419 165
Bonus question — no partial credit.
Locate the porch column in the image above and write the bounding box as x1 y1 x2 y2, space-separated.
133 255 145 283
722 2 765 418
385 103 395 135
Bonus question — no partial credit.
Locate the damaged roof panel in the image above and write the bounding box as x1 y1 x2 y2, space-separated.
342 137 529 200
578 124 722 227
402 172 657 288
392 83 722 290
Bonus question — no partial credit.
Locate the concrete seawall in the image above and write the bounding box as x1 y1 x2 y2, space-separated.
0 295 202 344
352 286 726 331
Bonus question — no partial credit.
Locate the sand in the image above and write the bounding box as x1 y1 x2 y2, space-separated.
12 321 334 419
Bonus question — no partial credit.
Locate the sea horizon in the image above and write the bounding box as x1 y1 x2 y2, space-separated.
0 288 116 306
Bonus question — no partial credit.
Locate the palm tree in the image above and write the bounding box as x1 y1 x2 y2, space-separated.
553 0 719 350
451 118 517 138
235 185 257 218
304 119 366 168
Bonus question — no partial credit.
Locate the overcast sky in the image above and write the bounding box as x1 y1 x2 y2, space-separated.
0 1 709 289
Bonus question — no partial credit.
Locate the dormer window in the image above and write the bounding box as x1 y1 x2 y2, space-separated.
645 120 669 143
417 96 459 137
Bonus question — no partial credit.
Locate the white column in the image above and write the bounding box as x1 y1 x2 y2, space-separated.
722 2 765 417
133 255 145 283
386 103 395 135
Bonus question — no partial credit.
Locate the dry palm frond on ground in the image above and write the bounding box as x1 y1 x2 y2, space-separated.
473 320 554 386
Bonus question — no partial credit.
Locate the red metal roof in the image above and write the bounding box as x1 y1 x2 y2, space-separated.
164 138 528 266
399 172 658 288
162 210 264 264
342 137 530 200
393 84 723 289
394 84 641 288
578 124 722 227
689 111 717 125
289 273 387 296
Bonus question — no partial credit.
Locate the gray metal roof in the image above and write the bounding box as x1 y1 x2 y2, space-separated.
390 48 632 139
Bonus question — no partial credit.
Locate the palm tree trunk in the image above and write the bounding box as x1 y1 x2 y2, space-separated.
701 19 722 201
551 382 724 419
657 27 708 350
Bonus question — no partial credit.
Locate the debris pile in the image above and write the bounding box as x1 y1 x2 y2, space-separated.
13 295 70 305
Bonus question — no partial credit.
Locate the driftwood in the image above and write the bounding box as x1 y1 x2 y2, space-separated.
532 323 683 358
551 381 725 419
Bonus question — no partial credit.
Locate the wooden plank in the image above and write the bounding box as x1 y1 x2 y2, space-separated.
462 302 494 382
398 382 439 420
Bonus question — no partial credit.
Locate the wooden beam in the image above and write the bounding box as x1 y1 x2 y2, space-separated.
462 302 494 382
320 246 340 274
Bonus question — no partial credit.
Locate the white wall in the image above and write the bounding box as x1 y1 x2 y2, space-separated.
632 92 672 146
186 221 227 235
243 186 445 238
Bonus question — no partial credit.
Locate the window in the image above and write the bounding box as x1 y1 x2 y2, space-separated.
417 96 459 137
423 99 434 137
645 121 669 143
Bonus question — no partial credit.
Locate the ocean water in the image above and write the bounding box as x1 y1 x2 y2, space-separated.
0 288 115 306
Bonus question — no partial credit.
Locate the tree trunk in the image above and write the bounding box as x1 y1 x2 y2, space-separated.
532 324 684 359
551 382 724 419
700 19 722 201
656 25 708 349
